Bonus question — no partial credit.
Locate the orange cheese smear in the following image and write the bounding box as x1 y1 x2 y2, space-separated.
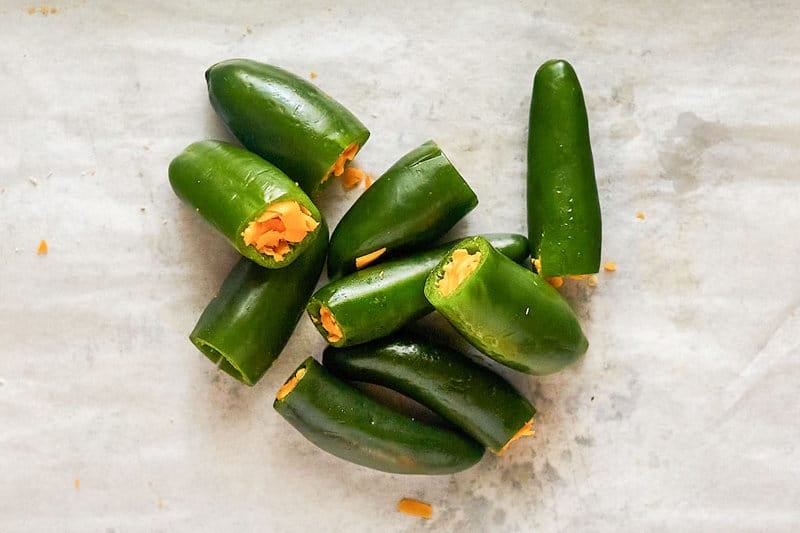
322 143 359 183
241 201 318 262
397 498 433 519
437 249 481 297
319 306 343 343
496 418 535 456
355 247 386 269
276 367 307 400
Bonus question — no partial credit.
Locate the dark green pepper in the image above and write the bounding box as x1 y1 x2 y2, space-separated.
274 358 484 475
189 219 328 386
307 233 528 347
323 335 536 454
327 140 478 280
168 140 323 269
206 59 370 196
527 59 602 277
424 237 588 375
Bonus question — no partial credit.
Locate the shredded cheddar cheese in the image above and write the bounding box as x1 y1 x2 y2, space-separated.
37 240 48 255
319 306 343 343
532 257 542 273
341 167 366 189
364 174 373 190
310 71 318 79
604 261 617 272
547 276 563 288
496 418 535 455
397 498 432 519
241 201 318 261
322 143 359 183
355 247 386 269
74 479 80 490
636 211 645 220
437 249 481 296
587 274 598 287
276 367 307 400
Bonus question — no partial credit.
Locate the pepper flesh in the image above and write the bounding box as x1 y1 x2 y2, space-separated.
241 201 319 261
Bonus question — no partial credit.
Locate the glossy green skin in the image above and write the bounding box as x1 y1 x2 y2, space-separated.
527 59 601 277
424 237 588 375
327 140 478 280
307 234 529 347
189 220 328 386
274 358 484 475
168 140 322 268
323 335 536 453
206 59 370 196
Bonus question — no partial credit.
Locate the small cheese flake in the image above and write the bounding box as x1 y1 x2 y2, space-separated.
364 174 373 190
604 261 617 272
547 276 564 288
341 167 366 189
636 211 645 220
310 71 317 79
587 274 598 287
37 240 48 255
397 498 433 519
74 479 80 490
355 247 386 269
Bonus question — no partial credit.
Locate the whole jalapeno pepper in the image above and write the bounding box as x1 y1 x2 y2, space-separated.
424 236 588 375
326 140 478 280
527 59 602 277
206 59 370 196
169 140 323 269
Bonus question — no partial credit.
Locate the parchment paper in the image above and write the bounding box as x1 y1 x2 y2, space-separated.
1 1 799 531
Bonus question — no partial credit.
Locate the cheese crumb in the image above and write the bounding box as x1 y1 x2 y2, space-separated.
636 211 645 220
604 261 617 272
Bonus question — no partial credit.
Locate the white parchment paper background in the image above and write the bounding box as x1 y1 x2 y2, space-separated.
1 1 799 531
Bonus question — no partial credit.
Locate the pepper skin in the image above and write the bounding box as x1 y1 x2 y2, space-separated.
527 59 602 277
327 140 478 280
307 234 528 347
206 59 370 196
190 219 329 386
273 358 484 475
424 237 588 375
323 335 536 454
168 140 323 269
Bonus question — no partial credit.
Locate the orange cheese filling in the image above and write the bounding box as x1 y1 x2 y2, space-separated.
397 498 433 519
276 367 307 400
437 249 481 297
322 143 359 183
319 306 343 343
496 418 535 456
341 167 367 189
241 201 318 262
355 247 386 269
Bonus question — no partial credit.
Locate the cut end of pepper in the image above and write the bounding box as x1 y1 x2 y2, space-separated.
276 367 307 401
397 498 433 519
241 201 319 262
496 418 535 456
319 306 343 343
322 142 359 183
355 247 386 269
437 248 481 297
37 239 48 255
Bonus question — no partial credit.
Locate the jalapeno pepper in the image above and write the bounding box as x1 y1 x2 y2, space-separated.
307 233 528 347
424 237 588 375
527 59 602 277
189 219 328 386
206 59 370 196
273 358 484 475
327 140 478 280
323 335 536 454
168 140 323 269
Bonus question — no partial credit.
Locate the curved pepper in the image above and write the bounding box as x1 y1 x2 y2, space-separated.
527 59 602 277
168 140 322 269
327 140 478 280
273 358 484 475
189 219 328 386
323 335 536 454
424 237 588 375
307 233 529 347
206 59 370 196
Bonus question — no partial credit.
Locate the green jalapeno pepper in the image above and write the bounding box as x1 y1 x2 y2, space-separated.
327 140 478 280
189 219 328 386
424 237 588 375
307 233 528 347
168 140 323 269
527 59 602 277
323 335 536 454
206 59 370 196
273 358 484 475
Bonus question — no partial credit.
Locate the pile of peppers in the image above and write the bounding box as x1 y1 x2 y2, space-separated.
169 58 602 474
